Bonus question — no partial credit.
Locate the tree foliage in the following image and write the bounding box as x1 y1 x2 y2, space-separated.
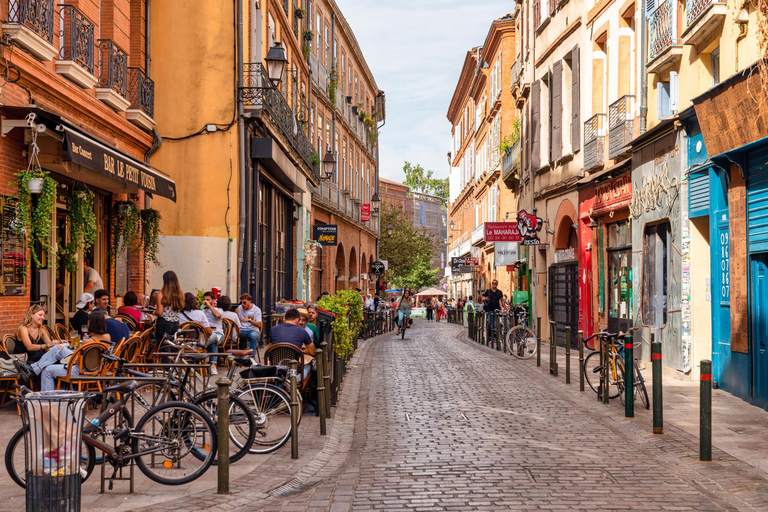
379 203 438 291
402 161 448 202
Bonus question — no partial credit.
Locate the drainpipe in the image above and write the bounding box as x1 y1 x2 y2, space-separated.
236 0 246 297
640 1 648 133
331 13 337 178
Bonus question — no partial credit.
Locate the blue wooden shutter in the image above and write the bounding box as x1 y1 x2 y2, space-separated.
748 147 768 253
689 169 711 218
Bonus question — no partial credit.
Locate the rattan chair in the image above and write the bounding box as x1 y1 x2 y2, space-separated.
42 324 57 342
179 321 209 349
113 314 139 333
264 343 308 390
54 323 69 341
57 341 110 392
0 335 20 414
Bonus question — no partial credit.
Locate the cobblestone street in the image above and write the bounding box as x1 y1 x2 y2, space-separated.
5 319 768 511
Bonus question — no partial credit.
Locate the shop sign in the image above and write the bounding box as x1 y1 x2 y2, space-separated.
594 174 631 213
494 242 519 267
517 210 543 245
554 247 576 263
62 127 177 201
485 222 521 242
313 225 338 246
361 203 370 222
0 198 27 296
370 261 385 275
451 256 478 274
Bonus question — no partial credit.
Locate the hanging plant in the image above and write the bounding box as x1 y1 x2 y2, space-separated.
327 72 338 104
140 208 162 266
58 238 79 274
66 185 97 255
303 29 313 41
294 7 306 19
12 167 56 268
109 200 140 260
302 44 310 60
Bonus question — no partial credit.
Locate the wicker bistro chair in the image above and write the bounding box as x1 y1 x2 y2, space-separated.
42 324 58 342
0 335 21 414
136 326 156 365
116 334 142 364
57 341 110 392
113 313 139 333
264 343 309 392
179 321 209 350
54 323 69 341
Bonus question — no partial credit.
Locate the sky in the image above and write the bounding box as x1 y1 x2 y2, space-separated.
335 0 514 183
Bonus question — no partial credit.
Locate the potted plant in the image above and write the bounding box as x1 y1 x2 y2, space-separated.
311 151 320 168
12 167 56 267
327 74 338 104
60 185 97 272
302 44 310 60
110 200 140 260
351 105 359 116
295 7 306 19
303 29 313 41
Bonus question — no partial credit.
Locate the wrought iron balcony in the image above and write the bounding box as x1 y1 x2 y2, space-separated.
683 0 726 48
608 95 633 160
58 4 93 73
648 0 678 61
240 63 319 180
502 138 521 185
687 0 714 25
7 0 54 44
97 39 127 97
583 114 606 172
314 179 378 231
127 67 154 118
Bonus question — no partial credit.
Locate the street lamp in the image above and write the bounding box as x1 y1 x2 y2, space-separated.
386 223 394 236
264 42 288 85
371 192 381 213
449 220 455 231
322 148 336 180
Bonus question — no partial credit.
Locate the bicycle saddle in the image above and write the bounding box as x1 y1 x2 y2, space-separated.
226 349 254 357
103 380 139 394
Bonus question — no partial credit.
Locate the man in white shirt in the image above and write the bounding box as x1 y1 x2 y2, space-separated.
236 293 263 352
83 259 104 294
202 292 223 344
365 295 374 311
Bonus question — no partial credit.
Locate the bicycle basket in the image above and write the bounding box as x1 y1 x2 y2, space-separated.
240 364 288 382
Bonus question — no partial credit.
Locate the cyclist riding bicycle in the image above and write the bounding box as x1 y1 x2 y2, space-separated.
395 290 413 336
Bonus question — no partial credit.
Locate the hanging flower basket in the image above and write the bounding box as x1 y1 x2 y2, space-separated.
295 7 306 19
28 178 44 194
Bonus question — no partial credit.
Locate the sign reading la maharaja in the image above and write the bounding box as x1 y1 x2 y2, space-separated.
62 127 177 202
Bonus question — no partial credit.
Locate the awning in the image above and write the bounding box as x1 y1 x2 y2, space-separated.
61 126 177 201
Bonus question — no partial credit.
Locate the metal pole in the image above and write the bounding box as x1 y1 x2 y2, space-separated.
536 316 541 367
578 330 584 391
316 346 327 435
288 360 299 460
603 336 609 405
565 326 571 384
216 377 231 494
651 335 663 434
598 335 604 402
624 335 634 418
550 321 558 377
700 359 712 461
320 340 331 418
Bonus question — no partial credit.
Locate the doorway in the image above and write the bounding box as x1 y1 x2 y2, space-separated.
751 252 768 408
606 219 632 334
549 263 578 348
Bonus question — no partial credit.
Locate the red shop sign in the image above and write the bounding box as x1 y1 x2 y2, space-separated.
484 222 522 242
593 174 631 213
361 203 370 222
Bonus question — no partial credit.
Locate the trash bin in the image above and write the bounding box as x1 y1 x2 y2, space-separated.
21 390 89 512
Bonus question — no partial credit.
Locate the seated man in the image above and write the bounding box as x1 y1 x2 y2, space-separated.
269 308 315 381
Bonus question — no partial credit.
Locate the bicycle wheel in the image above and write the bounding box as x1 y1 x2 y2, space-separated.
506 326 538 359
583 351 623 398
132 401 217 485
236 383 292 454
193 391 256 464
5 425 96 489
636 363 650 409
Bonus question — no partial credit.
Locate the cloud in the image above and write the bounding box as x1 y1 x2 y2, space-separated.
336 0 513 182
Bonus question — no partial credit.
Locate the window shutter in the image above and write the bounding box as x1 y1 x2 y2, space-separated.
658 82 670 119
552 60 563 162
571 46 580 151
531 80 541 171
670 71 678 112
646 0 657 15
547 69 553 163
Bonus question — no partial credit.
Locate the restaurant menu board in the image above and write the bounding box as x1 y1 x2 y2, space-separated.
0 198 26 296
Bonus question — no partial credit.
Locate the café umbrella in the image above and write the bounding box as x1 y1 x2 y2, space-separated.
414 287 448 297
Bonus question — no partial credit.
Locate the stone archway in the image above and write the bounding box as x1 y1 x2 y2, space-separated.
349 246 358 290
335 243 346 292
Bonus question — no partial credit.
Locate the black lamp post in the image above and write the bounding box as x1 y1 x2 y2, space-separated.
386 223 394 236
264 42 288 85
322 148 336 179
371 192 381 213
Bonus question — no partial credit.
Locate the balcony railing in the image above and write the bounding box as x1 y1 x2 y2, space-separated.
502 138 521 183
686 0 714 25
240 63 319 180
583 114 606 172
58 5 94 74
648 0 677 61
315 180 379 232
127 67 154 118
8 0 54 44
608 95 634 160
97 39 127 97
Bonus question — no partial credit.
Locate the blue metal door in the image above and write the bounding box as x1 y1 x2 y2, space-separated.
751 253 768 408
711 209 731 387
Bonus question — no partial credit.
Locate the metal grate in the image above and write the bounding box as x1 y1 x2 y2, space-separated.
267 478 325 498
583 114 606 172
608 95 634 159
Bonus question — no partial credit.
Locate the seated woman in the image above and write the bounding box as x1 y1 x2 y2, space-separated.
117 291 142 324
179 292 215 372
15 310 111 391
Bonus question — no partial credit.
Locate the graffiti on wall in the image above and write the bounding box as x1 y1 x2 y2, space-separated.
629 147 682 218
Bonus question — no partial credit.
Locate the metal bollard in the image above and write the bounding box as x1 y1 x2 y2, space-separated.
565 326 571 384
496 313 502 351
578 330 585 391
216 377 231 494
550 321 558 377
320 340 332 418
700 359 712 461
315 347 327 435
288 360 299 460
624 335 634 418
536 316 542 367
651 336 663 434
603 336 609 405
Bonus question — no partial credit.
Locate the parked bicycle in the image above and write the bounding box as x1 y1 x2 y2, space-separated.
504 300 537 359
582 331 649 408
6 381 217 489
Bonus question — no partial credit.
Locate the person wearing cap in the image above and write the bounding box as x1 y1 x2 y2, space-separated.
71 293 94 334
